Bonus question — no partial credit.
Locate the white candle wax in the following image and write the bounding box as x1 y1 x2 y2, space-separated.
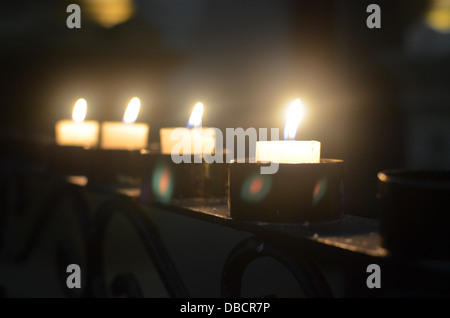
256 140 321 163
100 122 149 150
100 97 149 150
160 127 216 155
55 119 99 148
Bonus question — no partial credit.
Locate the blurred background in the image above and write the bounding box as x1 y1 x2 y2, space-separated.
0 0 449 218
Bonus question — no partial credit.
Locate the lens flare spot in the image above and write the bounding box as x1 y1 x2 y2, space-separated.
249 177 263 194
313 182 320 197
152 163 174 202
241 173 272 203
312 177 328 205
159 167 170 195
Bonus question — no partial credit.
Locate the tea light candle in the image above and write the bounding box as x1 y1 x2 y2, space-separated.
256 140 320 163
100 97 149 150
256 98 320 163
160 102 216 155
55 98 99 148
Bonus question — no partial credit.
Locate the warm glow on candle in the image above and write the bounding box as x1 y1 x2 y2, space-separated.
72 98 87 123
256 140 320 163
160 101 215 155
256 98 320 164
55 98 99 148
123 97 140 124
187 102 204 128
284 98 304 140
100 97 149 150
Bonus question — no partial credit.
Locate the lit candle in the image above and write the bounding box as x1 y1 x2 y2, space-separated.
256 98 320 163
55 98 99 148
100 97 149 150
160 102 216 155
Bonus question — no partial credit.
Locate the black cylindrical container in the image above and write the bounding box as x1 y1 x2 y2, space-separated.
378 170 450 260
139 154 229 203
228 159 344 223
46 145 91 176
87 149 145 187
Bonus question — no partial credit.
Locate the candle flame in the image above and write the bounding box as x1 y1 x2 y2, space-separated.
187 102 204 128
123 97 140 124
283 98 304 140
72 98 87 123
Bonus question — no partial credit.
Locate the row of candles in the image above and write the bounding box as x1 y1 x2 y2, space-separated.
56 97 149 150
55 97 321 164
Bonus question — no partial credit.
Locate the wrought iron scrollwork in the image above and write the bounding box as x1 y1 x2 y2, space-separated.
221 236 333 298
1 165 335 298
0 165 189 297
88 197 189 298
13 183 91 263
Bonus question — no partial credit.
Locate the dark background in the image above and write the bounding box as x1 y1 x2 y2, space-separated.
1 0 449 218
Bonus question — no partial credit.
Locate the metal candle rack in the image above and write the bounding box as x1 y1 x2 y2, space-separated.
48 145 345 223
3 138 450 297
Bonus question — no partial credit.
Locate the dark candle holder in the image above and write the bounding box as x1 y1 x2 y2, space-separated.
87 149 146 187
139 154 228 203
47 145 148 189
228 159 344 223
47 145 92 176
377 170 450 260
